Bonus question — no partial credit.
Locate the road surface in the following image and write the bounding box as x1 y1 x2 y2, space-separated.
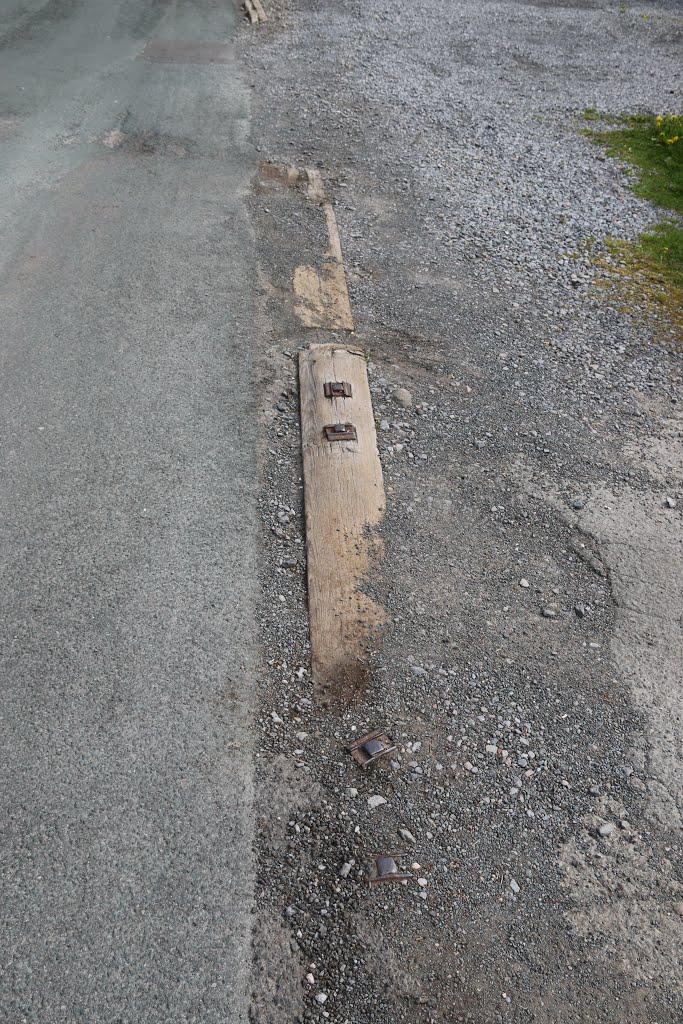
0 2 256 1021
3 0 683 1022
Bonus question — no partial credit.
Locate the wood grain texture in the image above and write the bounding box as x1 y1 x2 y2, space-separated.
244 0 267 23
299 344 386 704
293 263 354 331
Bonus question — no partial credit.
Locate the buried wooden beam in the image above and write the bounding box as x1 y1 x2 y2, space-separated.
293 170 354 332
299 343 386 705
244 0 267 23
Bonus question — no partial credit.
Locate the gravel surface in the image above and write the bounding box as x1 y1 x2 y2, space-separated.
241 1 682 1020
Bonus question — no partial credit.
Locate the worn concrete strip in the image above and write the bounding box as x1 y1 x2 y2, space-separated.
299 344 386 704
524 430 683 993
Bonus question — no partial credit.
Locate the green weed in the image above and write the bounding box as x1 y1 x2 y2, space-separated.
584 112 683 343
587 113 682 212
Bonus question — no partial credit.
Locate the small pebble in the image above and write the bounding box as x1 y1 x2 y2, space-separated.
519 578 530 588
393 387 412 408
510 879 520 894
598 822 615 838
368 795 387 809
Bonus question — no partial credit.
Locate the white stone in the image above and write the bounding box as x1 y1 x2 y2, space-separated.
393 387 413 409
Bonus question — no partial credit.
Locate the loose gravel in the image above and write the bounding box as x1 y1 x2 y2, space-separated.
242 1 682 1021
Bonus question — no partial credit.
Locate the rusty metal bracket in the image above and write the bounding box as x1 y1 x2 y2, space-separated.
367 851 413 887
324 422 357 442
347 729 396 769
323 381 353 399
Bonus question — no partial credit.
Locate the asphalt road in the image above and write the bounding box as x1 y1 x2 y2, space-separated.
0 2 257 1021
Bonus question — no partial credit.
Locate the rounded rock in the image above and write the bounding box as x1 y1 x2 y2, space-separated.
392 387 413 409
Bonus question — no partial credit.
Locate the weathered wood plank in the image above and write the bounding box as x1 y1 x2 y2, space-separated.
299 343 386 704
244 0 267 23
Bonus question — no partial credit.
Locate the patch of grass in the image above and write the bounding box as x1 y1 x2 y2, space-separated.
583 106 600 122
592 236 683 348
640 220 683 290
584 111 683 344
587 113 683 212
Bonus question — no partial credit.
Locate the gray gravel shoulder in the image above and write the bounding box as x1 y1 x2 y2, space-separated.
242 0 683 1020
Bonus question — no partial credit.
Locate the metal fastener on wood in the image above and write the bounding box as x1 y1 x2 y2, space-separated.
323 381 353 399
347 729 396 769
367 851 413 887
324 422 357 442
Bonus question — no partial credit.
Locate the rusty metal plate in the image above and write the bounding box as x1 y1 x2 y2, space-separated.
348 729 396 769
137 40 232 65
324 422 357 442
367 851 413 887
324 381 353 399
